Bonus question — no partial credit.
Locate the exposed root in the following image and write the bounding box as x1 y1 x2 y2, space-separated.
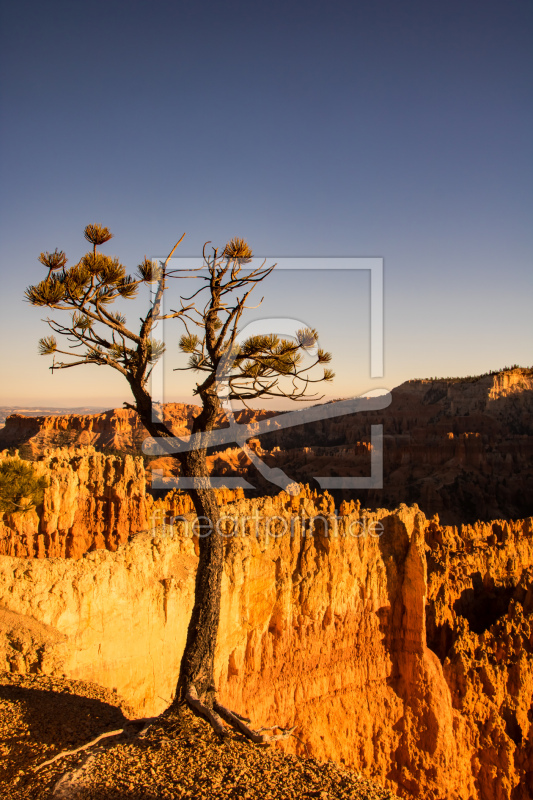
185 685 227 739
228 709 252 724
52 753 98 799
37 684 295 777
34 716 158 772
34 729 124 772
184 686 296 744
214 700 295 744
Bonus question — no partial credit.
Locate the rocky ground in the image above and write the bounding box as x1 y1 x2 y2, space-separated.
0 673 399 800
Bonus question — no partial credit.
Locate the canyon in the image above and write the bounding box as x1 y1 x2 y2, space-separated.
0 452 532 799
1 367 531 525
0 367 532 799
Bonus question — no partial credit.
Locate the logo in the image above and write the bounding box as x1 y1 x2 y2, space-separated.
143 257 389 492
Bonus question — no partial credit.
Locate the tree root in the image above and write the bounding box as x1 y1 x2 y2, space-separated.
34 729 125 772
35 686 294 776
33 717 158 773
185 686 227 739
186 685 296 744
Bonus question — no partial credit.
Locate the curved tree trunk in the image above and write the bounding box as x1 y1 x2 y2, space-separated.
174 396 223 707
130 385 294 740
175 473 222 705
130 382 224 710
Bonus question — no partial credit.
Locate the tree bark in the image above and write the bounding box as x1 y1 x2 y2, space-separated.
129 381 223 710
175 474 222 705
174 394 223 706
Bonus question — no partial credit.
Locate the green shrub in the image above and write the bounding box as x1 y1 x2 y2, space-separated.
0 458 48 514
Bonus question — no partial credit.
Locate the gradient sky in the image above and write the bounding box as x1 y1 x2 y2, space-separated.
0 0 531 408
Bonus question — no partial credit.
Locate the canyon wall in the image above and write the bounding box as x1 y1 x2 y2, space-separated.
425 516 533 800
0 448 244 559
1 368 531 524
251 368 533 523
0 404 277 457
0 405 196 455
0 367 531 799
0 448 148 558
0 488 531 799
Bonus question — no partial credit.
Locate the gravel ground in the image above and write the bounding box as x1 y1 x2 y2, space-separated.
0 672 399 800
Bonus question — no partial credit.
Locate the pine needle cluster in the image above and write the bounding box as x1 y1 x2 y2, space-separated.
25 224 169 380
176 247 334 402
26 224 334 411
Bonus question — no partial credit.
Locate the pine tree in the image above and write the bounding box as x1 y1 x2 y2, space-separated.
26 224 333 741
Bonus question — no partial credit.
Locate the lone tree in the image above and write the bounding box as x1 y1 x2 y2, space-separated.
26 224 333 740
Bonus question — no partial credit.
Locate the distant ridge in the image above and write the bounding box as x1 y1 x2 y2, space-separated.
414 364 531 383
1 367 532 523
0 406 110 426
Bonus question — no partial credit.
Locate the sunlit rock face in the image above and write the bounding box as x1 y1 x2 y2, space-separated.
1 367 531 524
0 448 148 558
0 404 276 456
1 483 532 799
0 447 246 558
425 515 533 800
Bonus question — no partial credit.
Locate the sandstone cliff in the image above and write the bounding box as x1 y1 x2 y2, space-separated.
0 404 277 457
1 368 531 524
1 490 531 799
0 448 147 558
0 448 244 559
425 516 533 800
251 367 533 524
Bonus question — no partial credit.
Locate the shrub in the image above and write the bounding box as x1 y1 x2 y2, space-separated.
0 458 48 514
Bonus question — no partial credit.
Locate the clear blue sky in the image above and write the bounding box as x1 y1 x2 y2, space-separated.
0 0 531 407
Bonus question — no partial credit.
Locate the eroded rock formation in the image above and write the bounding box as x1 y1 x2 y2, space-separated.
426 516 533 800
0 448 245 559
0 487 531 799
1 368 531 524
0 404 278 457
0 448 147 558
250 368 533 524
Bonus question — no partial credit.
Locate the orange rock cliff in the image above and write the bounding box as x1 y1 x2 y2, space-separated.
1 367 531 799
1 367 531 524
0 454 531 799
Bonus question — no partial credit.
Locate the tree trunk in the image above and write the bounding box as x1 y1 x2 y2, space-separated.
129 381 223 710
174 470 222 705
174 395 223 707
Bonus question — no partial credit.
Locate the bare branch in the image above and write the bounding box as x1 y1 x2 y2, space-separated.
139 233 186 340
